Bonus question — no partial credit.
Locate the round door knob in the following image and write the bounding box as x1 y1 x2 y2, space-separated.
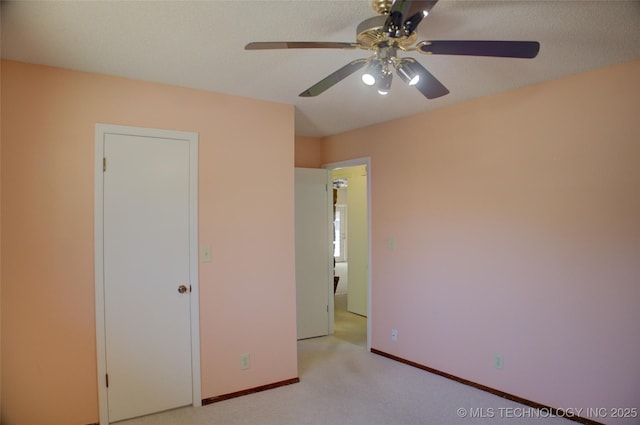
178 285 188 294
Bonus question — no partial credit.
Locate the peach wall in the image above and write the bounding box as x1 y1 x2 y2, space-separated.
294 136 323 168
323 60 640 424
0 60 297 425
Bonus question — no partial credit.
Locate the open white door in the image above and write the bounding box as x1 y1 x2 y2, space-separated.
295 168 334 339
95 124 200 424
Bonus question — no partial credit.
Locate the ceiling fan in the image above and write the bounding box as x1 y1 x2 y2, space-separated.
245 0 540 99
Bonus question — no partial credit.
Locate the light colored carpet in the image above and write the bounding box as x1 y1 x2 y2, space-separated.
118 294 572 425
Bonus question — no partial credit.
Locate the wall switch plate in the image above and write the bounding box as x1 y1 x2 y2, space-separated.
200 246 212 263
391 329 398 341
494 353 504 370
240 353 250 370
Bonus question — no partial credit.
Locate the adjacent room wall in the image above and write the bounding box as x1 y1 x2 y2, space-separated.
332 166 368 316
322 60 640 424
294 136 323 168
0 60 298 425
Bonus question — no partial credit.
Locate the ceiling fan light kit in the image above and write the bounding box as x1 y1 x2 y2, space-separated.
395 60 420 86
245 0 540 99
362 60 382 86
377 69 393 95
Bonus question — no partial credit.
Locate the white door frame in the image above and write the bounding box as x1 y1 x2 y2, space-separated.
323 157 371 351
94 124 201 424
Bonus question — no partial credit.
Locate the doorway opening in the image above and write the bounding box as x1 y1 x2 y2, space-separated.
296 158 371 379
333 202 347 263
327 159 371 350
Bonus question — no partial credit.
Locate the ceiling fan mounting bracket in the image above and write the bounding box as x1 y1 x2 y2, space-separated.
371 0 395 15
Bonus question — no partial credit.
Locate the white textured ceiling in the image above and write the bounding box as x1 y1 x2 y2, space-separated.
2 1 640 137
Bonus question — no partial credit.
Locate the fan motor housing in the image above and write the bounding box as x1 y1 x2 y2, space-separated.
356 15 418 50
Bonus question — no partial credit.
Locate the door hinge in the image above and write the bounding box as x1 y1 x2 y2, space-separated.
106 373 109 388
327 305 329 312
103 157 107 172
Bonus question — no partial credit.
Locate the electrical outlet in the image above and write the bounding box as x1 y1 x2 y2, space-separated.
240 353 250 370
391 329 398 341
494 353 504 370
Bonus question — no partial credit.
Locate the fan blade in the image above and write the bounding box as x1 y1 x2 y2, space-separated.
299 59 368 97
405 59 449 99
245 41 358 50
384 0 410 37
418 40 540 58
413 0 439 15
403 1 438 35
384 1 438 37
